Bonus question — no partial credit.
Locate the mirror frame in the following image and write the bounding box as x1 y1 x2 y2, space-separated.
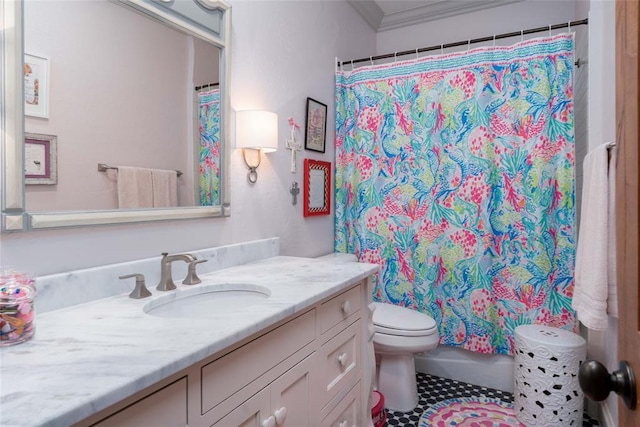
1 0 231 231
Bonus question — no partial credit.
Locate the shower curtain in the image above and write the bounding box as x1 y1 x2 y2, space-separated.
198 88 221 206
335 34 576 355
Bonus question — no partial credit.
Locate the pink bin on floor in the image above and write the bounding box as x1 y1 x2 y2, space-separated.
371 390 386 427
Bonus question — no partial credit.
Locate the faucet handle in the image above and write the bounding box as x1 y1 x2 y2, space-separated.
183 259 208 285
119 273 152 299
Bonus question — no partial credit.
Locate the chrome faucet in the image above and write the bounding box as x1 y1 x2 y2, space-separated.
157 252 196 291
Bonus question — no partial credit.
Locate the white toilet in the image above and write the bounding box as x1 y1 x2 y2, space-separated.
372 302 439 412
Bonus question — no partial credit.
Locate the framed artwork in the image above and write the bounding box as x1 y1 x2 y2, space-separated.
304 97 327 153
303 159 330 217
24 54 50 118
25 133 57 185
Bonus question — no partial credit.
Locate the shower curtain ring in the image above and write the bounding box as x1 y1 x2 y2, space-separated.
415 48 419 59
493 35 496 46
370 56 373 66
350 60 354 70
568 21 571 32
548 24 552 36
394 52 397 62
467 39 471 51
440 44 444 55
520 30 524 42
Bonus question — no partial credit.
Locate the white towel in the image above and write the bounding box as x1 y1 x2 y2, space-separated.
606 146 618 317
151 169 178 207
117 167 153 209
572 143 617 330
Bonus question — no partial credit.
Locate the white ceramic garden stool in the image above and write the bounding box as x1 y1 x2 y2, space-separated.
372 302 439 412
514 325 587 427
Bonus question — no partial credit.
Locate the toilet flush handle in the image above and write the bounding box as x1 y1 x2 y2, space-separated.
261 416 276 427
341 300 351 315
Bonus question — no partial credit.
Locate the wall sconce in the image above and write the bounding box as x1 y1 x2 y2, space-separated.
236 110 278 183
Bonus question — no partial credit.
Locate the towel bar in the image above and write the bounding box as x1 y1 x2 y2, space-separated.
97 163 183 177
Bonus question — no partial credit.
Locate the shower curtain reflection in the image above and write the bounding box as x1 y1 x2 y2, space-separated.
335 34 577 355
198 88 221 206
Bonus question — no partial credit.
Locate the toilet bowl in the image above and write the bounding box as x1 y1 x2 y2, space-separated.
372 302 438 412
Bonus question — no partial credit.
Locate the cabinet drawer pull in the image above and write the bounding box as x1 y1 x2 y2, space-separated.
338 421 349 427
341 300 351 315
262 415 276 427
337 352 348 367
274 406 287 425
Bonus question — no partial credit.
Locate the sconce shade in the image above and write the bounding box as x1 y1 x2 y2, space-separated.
236 110 278 152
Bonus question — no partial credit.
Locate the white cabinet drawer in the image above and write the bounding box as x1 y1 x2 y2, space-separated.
318 285 362 336
318 320 361 408
211 354 316 427
92 377 187 427
201 309 316 415
210 385 270 427
321 381 361 427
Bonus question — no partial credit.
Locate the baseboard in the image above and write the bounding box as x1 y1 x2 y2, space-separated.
588 399 616 427
599 401 616 427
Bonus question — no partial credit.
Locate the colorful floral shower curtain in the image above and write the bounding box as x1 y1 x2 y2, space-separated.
198 88 221 206
335 34 577 355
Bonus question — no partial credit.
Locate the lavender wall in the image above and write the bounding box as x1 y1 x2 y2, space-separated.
375 0 577 55
585 2 617 425
0 0 376 276
24 0 192 211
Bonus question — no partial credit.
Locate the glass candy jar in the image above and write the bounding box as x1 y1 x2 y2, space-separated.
0 269 36 346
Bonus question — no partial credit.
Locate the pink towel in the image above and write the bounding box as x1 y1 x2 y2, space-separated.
151 169 178 207
117 167 153 209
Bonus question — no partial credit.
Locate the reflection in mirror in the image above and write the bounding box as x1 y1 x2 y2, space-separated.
23 0 221 211
197 82 220 206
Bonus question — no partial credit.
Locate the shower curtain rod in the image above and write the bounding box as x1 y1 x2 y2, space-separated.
338 18 588 68
195 82 219 91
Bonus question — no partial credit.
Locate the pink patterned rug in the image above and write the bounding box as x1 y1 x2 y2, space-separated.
418 397 525 426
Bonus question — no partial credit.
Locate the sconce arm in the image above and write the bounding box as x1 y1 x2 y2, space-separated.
242 149 261 183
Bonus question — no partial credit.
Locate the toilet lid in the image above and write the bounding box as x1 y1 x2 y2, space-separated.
372 302 437 337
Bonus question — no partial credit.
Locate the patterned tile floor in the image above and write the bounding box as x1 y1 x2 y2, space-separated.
384 373 600 426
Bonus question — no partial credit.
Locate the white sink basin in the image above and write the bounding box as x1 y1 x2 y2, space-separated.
143 283 271 318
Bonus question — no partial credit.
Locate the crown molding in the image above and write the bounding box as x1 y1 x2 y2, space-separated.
350 0 524 33
347 0 384 32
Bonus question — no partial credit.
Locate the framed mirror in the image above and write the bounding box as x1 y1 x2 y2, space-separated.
303 159 331 217
1 0 231 231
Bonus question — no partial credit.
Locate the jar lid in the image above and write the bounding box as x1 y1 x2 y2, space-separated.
0 269 36 301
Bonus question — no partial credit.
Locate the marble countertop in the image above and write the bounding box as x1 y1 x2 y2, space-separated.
0 255 377 427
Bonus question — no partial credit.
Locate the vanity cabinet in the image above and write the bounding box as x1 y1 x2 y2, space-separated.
213 354 315 427
91 378 188 427
322 381 362 427
202 309 318 426
78 280 372 427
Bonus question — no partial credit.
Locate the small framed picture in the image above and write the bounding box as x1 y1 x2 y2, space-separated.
25 132 57 185
24 54 50 119
304 97 327 153
303 159 331 217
